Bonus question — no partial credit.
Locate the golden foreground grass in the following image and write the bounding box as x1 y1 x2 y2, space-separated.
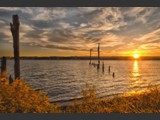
0 72 160 113
0 73 61 113
65 85 160 113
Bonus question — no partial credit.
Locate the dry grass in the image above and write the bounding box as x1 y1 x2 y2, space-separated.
64 84 160 113
0 72 159 113
0 73 61 113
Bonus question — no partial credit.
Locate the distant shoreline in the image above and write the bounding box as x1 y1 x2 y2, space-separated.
1 56 160 60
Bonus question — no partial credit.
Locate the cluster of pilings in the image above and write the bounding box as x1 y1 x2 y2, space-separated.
89 43 104 72
89 43 115 78
89 43 104 69
1 15 20 83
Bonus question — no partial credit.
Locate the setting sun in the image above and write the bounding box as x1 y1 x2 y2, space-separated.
133 53 139 59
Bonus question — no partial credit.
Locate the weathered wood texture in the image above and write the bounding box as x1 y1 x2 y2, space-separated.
97 43 100 69
10 15 20 79
1 56 6 74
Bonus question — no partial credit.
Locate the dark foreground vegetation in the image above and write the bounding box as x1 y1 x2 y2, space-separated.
0 72 160 113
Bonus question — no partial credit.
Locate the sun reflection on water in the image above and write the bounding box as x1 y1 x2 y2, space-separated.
132 60 140 78
124 89 148 96
127 60 144 95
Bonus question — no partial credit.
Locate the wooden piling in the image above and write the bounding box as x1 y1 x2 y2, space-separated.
112 72 115 78
10 15 20 79
108 66 110 73
9 75 13 84
89 49 92 65
102 62 104 72
1 56 7 74
97 43 100 69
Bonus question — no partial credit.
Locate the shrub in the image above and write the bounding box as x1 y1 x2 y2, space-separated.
0 74 61 113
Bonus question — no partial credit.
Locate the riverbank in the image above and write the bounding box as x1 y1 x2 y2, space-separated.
0 73 159 113
64 85 160 113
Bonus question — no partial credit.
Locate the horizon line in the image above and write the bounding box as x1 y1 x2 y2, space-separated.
1 55 160 57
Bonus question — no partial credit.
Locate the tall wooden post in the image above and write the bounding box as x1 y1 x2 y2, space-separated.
1 56 6 74
10 15 20 79
102 61 104 73
97 43 100 69
89 49 92 65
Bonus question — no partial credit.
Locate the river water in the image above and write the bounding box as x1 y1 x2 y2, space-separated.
7 60 160 105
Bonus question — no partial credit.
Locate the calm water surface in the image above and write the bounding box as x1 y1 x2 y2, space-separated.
7 60 160 105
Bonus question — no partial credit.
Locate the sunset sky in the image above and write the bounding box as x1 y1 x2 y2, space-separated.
0 7 160 57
